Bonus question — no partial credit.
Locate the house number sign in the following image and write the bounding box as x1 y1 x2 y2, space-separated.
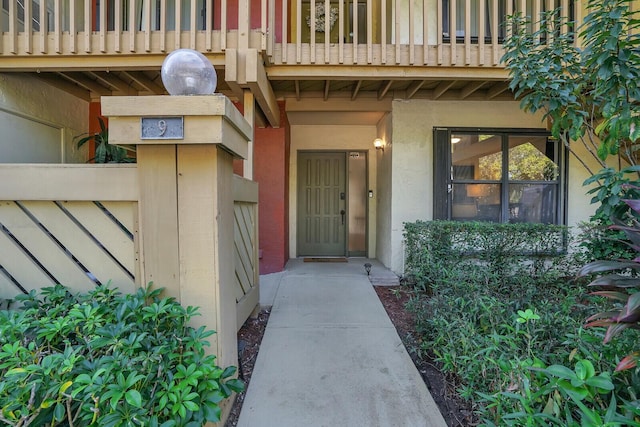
141 117 184 140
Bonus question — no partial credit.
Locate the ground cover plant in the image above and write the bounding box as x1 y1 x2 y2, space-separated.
403 221 640 425
0 284 243 427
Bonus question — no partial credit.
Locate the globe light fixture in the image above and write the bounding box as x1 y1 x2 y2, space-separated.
161 49 217 96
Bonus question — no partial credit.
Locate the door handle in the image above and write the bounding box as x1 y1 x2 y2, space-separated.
340 210 346 225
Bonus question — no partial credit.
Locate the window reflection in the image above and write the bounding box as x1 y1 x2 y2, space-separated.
448 132 559 224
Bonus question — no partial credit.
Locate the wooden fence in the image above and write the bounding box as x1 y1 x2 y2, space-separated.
0 163 259 330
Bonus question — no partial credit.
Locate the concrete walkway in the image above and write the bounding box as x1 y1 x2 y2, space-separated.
236 259 447 427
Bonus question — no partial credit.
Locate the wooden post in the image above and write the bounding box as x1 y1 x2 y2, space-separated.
101 95 251 395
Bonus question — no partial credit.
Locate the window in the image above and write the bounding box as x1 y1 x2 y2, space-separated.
433 128 566 224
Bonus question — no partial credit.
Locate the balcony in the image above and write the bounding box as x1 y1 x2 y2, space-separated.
0 0 579 113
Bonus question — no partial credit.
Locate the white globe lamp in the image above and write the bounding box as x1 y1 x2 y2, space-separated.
161 49 217 96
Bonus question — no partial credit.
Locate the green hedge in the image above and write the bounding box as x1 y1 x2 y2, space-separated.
402 221 640 424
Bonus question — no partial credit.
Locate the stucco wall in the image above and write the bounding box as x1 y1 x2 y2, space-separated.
289 124 378 258
255 104 290 274
385 99 596 274
375 113 393 267
0 73 88 163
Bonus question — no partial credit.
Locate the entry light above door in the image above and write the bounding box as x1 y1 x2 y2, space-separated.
374 138 385 153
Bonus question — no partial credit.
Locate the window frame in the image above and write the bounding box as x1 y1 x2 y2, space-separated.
433 127 568 224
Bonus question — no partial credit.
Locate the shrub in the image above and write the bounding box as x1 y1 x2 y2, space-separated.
402 220 640 425
0 284 243 427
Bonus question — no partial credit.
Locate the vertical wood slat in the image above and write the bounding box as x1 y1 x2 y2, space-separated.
326 0 331 63
264 0 269 52
69 0 76 53
464 0 470 64
206 0 213 51
394 0 400 63
24 0 33 54
144 0 152 52
352 0 358 63
160 0 167 52
506 0 513 41
492 0 498 64
283 0 289 62
423 0 428 64
310 0 316 63
560 0 568 36
129 0 136 52
409 0 414 64
533 0 541 42
115 0 122 52
546 0 554 45
39 0 47 53
478 0 485 65
338 0 344 63
296 0 302 63
84 0 91 52
54 0 61 53
0 0 3 54
222 0 228 50
437 0 443 64
8 0 16 53
175 0 182 50
190 0 197 49
450 0 457 65
381 0 386 64
100 0 107 52
367 0 372 63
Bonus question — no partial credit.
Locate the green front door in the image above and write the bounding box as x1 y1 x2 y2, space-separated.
297 152 347 256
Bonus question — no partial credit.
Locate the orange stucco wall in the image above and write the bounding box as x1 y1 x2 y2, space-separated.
234 101 289 274
254 103 289 274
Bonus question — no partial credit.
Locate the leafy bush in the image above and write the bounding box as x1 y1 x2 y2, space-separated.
403 220 640 425
0 284 243 427
579 198 640 372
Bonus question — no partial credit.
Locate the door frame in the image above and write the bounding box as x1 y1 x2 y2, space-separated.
295 149 368 258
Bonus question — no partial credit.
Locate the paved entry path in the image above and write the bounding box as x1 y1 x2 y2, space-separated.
236 259 447 427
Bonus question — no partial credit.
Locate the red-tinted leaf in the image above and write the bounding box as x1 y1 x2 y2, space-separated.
588 274 640 288
624 199 640 214
586 311 623 323
585 319 616 328
604 323 630 343
589 291 629 301
579 260 640 276
615 353 639 372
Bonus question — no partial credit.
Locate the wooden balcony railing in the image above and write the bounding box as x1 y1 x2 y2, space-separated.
0 0 578 67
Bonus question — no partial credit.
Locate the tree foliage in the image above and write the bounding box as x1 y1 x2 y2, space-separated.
502 0 640 176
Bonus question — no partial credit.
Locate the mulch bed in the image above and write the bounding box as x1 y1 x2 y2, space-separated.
225 286 477 427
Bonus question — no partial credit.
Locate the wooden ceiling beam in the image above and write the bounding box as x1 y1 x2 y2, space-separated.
87 71 136 95
377 80 393 100
121 71 166 94
433 80 456 99
406 80 426 99
460 81 487 99
351 80 363 100
33 74 91 102
58 72 112 96
487 82 510 99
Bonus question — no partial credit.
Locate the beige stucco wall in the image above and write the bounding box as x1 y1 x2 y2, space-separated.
383 99 597 274
289 124 378 258
0 73 88 163
375 113 393 267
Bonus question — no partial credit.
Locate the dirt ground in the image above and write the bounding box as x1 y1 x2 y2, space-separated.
225 286 476 427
